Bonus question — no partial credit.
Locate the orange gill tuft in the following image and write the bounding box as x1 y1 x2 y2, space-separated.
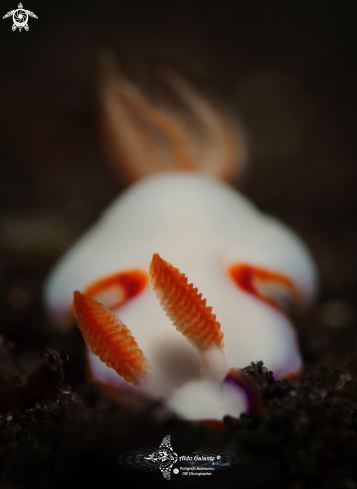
98 58 244 183
73 291 149 387
149 253 224 352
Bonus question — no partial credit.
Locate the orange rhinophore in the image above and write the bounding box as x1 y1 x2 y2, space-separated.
149 253 224 352
73 291 149 387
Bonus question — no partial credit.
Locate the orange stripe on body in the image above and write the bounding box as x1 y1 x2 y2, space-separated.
228 263 301 312
67 270 148 325
73 291 149 387
283 366 304 382
82 269 148 310
197 420 226 429
150 253 224 351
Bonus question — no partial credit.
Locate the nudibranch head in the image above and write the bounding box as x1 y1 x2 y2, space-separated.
73 255 262 421
45 172 317 389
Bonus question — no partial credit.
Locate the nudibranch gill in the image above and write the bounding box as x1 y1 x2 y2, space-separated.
73 254 262 420
45 172 317 403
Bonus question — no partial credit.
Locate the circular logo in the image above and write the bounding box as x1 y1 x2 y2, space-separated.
13 8 28 27
173 468 179 474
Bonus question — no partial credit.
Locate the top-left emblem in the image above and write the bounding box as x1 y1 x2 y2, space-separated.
3 3 38 32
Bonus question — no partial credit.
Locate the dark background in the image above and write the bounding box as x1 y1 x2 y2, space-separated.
0 1 357 486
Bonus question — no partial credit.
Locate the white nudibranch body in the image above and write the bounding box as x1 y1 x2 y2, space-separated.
45 172 317 420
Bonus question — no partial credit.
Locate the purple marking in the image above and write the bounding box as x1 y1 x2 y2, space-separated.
223 371 255 413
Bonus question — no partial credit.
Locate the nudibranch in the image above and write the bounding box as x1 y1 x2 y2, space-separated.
44 63 318 420
45 172 317 397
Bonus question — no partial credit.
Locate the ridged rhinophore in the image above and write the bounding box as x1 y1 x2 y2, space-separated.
73 291 148 387
150 253 224 352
